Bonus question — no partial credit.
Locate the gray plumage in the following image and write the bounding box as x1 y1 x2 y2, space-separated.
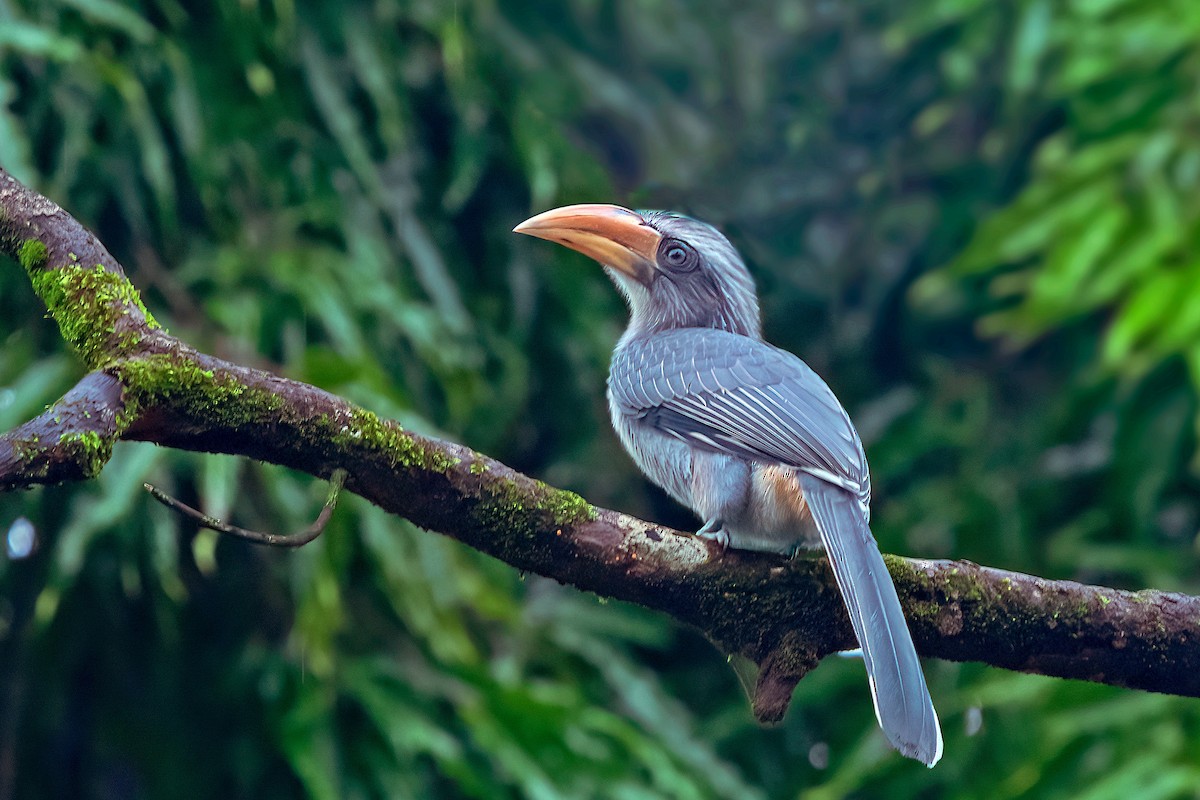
608 328 869 504
517 206 943 766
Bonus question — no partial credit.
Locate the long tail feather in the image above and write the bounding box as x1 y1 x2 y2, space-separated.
800 474 942 766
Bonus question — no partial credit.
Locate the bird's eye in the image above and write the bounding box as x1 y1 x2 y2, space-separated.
659 239 698 272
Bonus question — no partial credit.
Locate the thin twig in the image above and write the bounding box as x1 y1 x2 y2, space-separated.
144 468 348 547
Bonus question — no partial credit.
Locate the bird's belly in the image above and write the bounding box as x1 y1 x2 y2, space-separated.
609 409 696 509
722 464 822 554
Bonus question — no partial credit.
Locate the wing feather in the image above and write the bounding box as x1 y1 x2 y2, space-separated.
610 328 870 499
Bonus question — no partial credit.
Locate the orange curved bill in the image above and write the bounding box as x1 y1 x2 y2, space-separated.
514 203 661 283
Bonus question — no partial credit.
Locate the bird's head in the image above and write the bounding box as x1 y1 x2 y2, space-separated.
514 204 762 339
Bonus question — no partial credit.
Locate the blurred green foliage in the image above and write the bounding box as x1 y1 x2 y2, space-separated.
2 0 1200 797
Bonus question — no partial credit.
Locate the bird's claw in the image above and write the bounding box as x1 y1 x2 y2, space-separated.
695 518 731 550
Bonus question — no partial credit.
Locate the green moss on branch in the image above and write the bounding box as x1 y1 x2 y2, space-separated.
18 239 48 272
473 474 595 544
24 261 160 369
113 354 464 477
115 354 281 432
58 431 113 478
325 407 460 472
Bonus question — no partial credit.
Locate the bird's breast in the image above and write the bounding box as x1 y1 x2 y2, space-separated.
607 390 696 509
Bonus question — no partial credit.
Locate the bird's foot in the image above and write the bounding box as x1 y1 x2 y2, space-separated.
695 518 731 550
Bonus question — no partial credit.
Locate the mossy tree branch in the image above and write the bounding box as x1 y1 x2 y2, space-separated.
3 167 1199 722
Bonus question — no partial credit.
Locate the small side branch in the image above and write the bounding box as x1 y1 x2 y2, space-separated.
145 468 349 547
0 371 127 490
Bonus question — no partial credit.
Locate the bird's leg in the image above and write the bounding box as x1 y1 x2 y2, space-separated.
695 517 731 550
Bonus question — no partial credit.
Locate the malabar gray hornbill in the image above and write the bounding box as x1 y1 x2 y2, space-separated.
514 204 942 766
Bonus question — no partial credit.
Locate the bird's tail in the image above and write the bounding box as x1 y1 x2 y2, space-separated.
799 474 942 767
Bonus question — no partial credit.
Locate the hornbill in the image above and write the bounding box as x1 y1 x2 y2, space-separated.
514 204 942 766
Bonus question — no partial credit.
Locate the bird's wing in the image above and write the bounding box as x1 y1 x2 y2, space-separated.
609 328 870 502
